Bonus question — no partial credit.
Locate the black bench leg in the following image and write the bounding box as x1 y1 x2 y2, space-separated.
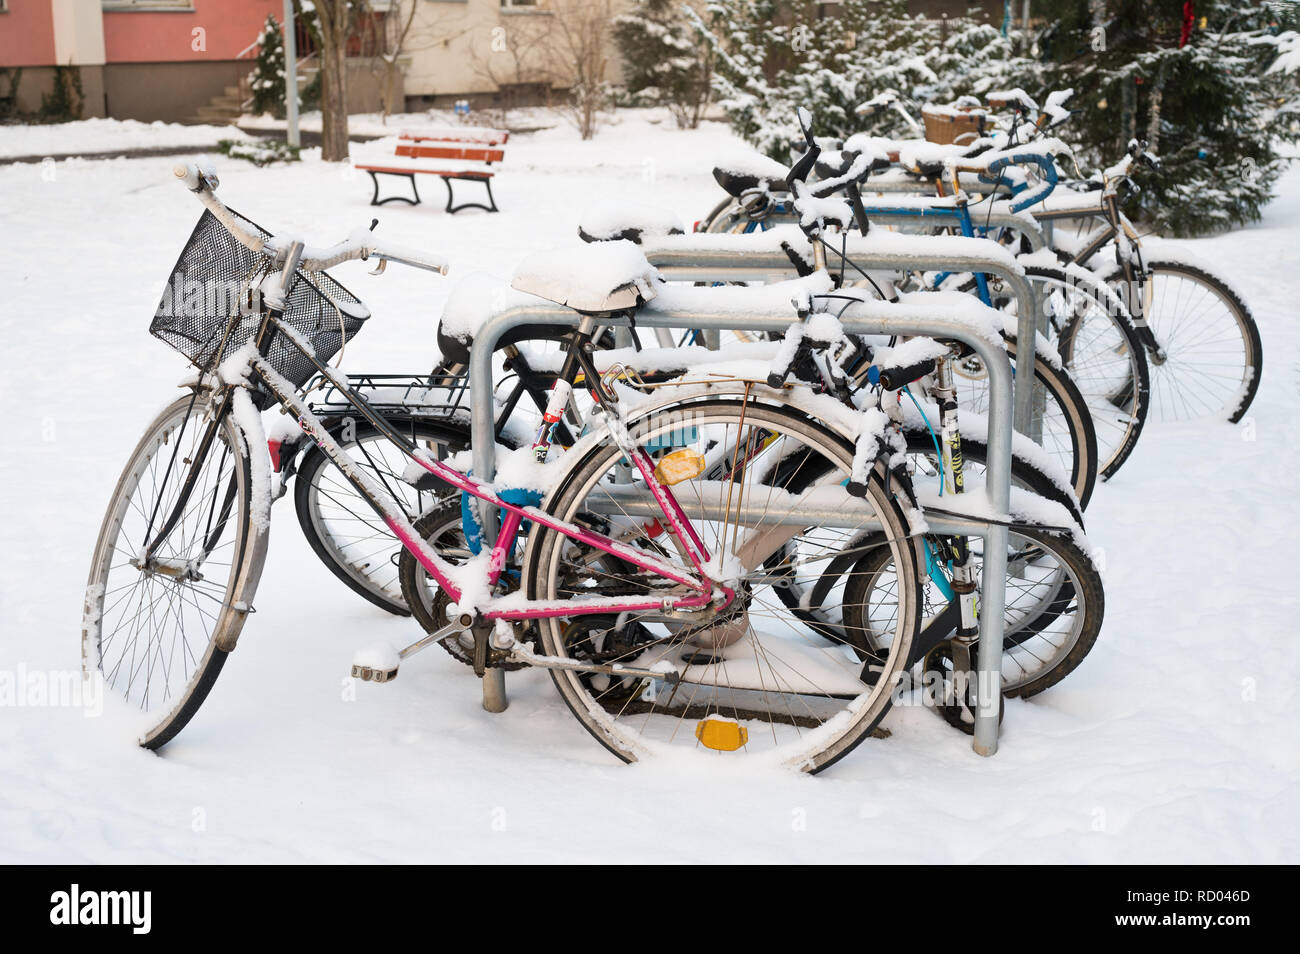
443 176 499 214
368 171 421 207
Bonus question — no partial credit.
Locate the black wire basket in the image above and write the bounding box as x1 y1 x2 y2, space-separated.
149 208 369 390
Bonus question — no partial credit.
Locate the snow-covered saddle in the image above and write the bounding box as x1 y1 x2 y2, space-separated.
712 151 791 198
510 240 658 314
577 200 685 245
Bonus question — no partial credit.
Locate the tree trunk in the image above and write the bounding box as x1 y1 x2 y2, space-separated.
316 0 351 163
320 42 349 161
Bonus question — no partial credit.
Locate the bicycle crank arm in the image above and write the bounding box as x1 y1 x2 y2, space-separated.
351 619 467 683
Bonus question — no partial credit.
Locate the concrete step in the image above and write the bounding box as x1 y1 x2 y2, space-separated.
194 106 242 123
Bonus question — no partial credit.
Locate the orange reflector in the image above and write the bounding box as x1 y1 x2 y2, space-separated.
696 716 748 751
653 449 706 486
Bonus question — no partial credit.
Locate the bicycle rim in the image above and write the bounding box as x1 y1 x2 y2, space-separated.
1119 259 1262 424
83 392 257 748
525 398 921 772
296 419 462 614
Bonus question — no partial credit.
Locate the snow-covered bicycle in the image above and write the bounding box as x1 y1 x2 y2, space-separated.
83 162 931 770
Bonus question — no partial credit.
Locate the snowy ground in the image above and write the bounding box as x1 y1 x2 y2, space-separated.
0 118 254 160
1 110 1297 863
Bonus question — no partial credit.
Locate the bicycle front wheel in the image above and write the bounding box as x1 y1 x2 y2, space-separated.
524 397 923 772
1104 257 1262 423
1023 265 1150 480
843 524 1104 698
949 333 1100 510
83 391 263 748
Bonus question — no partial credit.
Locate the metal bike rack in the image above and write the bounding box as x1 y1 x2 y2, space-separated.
642 230 1044 435
465 293 1016 757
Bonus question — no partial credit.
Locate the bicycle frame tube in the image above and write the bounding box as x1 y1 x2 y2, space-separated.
245 318 723 622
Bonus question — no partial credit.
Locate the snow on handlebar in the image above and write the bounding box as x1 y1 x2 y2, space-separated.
170 162 449 275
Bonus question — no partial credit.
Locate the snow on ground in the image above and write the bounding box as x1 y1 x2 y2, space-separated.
0 118 252 159
239 106 566 138
1 112 1297 863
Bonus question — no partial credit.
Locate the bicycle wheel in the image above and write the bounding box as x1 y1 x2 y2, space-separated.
83 391 263 748
1102 257 1262 423
764 427 1084 640
843 524 1104 698
1020 265 1150 480
701 195 744 233
294 418 466 615
947 333 1099 510
523 397 923 772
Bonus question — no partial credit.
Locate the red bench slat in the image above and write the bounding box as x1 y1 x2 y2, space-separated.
400 129 509 147
354 163 493 179
395 142 504 163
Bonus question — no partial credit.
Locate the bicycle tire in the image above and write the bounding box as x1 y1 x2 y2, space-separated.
843 523 1104 699
523 397 923 772
1099 257 1262 424
83 391 262 749
1019 264 1150 480
294 418 468 615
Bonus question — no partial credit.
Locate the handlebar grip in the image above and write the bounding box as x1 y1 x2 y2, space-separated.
361 232 450 275
876 357 937 391
172 161 219 193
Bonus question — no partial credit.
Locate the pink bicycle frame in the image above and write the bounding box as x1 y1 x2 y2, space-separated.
398 446 727 621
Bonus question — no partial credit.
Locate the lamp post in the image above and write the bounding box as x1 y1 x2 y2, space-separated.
284 0 300 148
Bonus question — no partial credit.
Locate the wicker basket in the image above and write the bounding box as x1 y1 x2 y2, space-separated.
921 107 986 146
150 209 368 390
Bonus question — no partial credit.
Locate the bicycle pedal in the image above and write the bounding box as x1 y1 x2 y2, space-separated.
351 663 399 683
352 644 401 683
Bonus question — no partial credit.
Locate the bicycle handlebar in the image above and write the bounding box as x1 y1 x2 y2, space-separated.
171 162 449 275
972 151 1060 213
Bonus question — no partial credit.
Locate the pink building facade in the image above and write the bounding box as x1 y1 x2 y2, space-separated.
1 0 287 121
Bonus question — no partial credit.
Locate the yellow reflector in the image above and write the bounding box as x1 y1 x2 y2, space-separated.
696 716 748 751
654 448 706 486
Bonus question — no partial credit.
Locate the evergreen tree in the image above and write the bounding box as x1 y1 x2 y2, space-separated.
248 15 288 118
1047 0 1300 235
690 0 1039 155
695 0 1298 235
613 0 713 128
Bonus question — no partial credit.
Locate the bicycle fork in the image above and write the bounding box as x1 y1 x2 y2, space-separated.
932 355 980 692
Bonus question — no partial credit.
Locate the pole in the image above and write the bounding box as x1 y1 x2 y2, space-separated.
284 0 300 149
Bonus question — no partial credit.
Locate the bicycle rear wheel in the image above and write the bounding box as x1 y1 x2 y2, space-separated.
83 391 263 748
524 397 922 772
295 418 465 615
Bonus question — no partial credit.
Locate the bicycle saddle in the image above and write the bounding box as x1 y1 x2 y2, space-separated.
713 166 789 198
511 240 658 314
577 200 686 245
436 272 588 367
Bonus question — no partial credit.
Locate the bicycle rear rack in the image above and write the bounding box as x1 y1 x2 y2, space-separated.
306 371 472 421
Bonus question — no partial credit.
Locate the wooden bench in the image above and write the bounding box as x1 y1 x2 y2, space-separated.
355 128 508 214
